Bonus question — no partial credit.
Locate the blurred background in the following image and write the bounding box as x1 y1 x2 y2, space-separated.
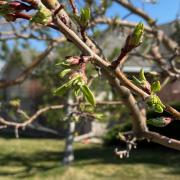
0 0 180 179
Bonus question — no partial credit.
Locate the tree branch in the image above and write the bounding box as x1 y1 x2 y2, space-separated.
0 38 65 88
142 131 180 150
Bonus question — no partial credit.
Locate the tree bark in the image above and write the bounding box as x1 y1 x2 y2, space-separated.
63 120 75 165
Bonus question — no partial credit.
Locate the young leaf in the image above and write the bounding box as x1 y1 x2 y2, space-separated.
56 62 70 68
80 7 91 26
129 22 144 47
59 69 71 78
147 117 173 127
132 76 142 86
74 88 81 97
93 113 104 120
147 94 165 113
54 75 80 96
151 81 161 93
9 99 21 108
154 104 164 113
81 84 96 107
139 69 146 81
54 83 68 96
31 3 52 25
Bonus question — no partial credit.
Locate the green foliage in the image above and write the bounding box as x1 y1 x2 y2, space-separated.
31 3 52 25
147 117 172 127
151 81 161 93
132 69 164 113
132 69 151 93
147 94 165 113
54 75 80 96
56 61 71 68
9 99 21 108
93 113 104 120
74 7 91 28
132 69 146 86
129 23 144 47
54 74 96 107
59 69 72 78
80 84 96 107
132 76 143 86
80 8 91 25
139 68 146 81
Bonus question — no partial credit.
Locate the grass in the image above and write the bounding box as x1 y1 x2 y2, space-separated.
0 138 179 180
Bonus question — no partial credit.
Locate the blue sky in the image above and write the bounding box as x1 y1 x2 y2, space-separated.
34 0 180 51
107 0 180 24
0 0 179 70
2 0 180 54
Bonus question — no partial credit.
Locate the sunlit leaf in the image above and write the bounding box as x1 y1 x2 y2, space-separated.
151 81 161 93
132 76 142 86
54 75 80 96
59 69 71 78
139 69 146 81
81 84 96 107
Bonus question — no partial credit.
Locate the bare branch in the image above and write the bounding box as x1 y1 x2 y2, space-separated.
0 105 64 128
114 0 156 26
0 38 65 88
143 131 180 151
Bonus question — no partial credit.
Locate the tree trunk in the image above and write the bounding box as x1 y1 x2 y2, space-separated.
62 120 75 165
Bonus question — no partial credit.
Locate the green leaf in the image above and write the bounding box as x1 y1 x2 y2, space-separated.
147 94 165 113
59 69 71 78
139 69 146 81
31 3 52 25
129 22 144 47
151 81 161 93
132 76 142 86
73 7 90 28
93 113 104 120
9 99 21 108
80 7 91 25
74 88 81 97
53 83 68 96
147 117 163 127
54 75 80 96
56 62 70 68
154 104 164 113
156 96 165 109
147 117 171 127
81 84 96 107
118 132 126 141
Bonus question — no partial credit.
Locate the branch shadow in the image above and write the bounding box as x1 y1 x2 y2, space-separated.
0 145 179 179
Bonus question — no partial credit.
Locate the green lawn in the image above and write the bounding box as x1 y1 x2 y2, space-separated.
0 138 179 180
